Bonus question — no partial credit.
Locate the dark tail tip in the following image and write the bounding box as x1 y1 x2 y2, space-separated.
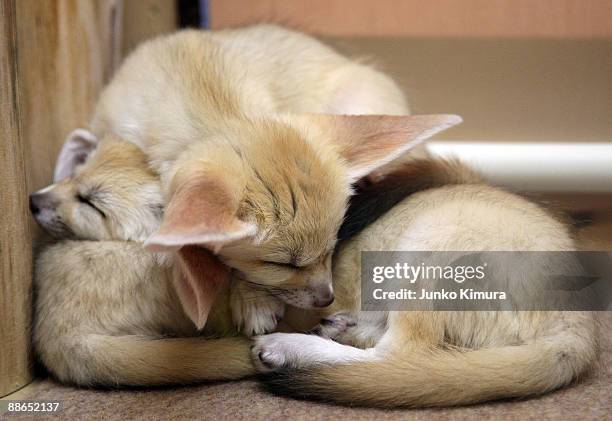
259 370 309 398
258 369 334 403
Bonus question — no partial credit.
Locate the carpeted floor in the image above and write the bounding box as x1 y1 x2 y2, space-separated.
5 313 611 420
5 216 612 420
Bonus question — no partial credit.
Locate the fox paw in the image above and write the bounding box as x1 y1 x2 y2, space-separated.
252 332 375 372
231 284 285 336
252 333 324 372
309 311 384 349
310 312 357 340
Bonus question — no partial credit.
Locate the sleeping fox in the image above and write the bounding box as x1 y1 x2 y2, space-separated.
31 133 597 402
31 134 258 385
30 122 456 386
88 24 460 333
252 160 599 407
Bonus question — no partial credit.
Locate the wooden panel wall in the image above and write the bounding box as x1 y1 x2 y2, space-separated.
1 0 177 396
0 0 33 398
15 0 123 193
122 0 177 56
2 0 124 397
210 0 612 38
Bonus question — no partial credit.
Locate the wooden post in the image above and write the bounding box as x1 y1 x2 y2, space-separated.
122 0 177 56
15 0 124 192
0 0 33 397
1 0 177 396
1 0 124 396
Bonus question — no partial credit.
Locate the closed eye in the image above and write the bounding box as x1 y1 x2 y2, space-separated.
77 194 106 218
263 260 300 270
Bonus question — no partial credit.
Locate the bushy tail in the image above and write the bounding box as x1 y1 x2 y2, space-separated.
263 331 596 407
43 335 255 387
339 159 482 240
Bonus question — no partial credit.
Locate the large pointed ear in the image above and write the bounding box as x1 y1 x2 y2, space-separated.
307 114 462 182
172 246 230 330
146 173 255 329
54 129 98 182
144 175 257 253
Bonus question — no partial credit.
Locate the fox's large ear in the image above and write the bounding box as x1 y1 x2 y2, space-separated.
144 175 257 252
172 246 230 330
309 114 462 182
145 174 256 329
54 129 98 182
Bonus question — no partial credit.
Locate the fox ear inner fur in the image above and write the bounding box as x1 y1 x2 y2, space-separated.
144 176 257 252
309 114 462 182
53 129 99 182
173 246 230 330
144 175 256 329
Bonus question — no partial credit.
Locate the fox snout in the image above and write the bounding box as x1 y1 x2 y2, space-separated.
29 191 60 234
29 188 75 239
310 282 334 308
30 192 57 215
302 261 335 308
278 268 335 309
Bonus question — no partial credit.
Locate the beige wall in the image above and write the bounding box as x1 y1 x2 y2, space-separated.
210 0 612 38
325 37 612 143
210 0 612 143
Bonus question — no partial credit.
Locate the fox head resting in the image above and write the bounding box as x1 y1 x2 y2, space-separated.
143 114 461 324
30 131 163 242
31 114 461 329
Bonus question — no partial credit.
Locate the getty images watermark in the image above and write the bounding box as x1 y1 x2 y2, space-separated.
361 251 612 311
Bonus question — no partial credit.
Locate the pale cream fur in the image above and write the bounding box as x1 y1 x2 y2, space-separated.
33 140 596 397
32 24 461 385
34 241 256 386
87 24 455 334
32 136 255 386
253 161 598 407
31 135 163 242
31 26 595 402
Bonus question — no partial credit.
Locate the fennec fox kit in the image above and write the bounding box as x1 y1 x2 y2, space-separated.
29 133 459 386
89 24 461 332
253 160 598 407
31 134 255 386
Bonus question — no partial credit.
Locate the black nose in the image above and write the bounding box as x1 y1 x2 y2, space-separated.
29 193 54 215
29 194 41 215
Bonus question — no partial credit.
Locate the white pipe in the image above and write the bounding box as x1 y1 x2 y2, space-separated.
426 142 612 193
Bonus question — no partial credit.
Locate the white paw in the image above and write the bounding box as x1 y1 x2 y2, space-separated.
252 333 379 372
231 287 285 336
252 333 323 372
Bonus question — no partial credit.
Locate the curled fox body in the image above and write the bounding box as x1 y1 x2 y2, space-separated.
32 136 255 386
30 25 460 385
89 24 459 333
254 160 598 407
